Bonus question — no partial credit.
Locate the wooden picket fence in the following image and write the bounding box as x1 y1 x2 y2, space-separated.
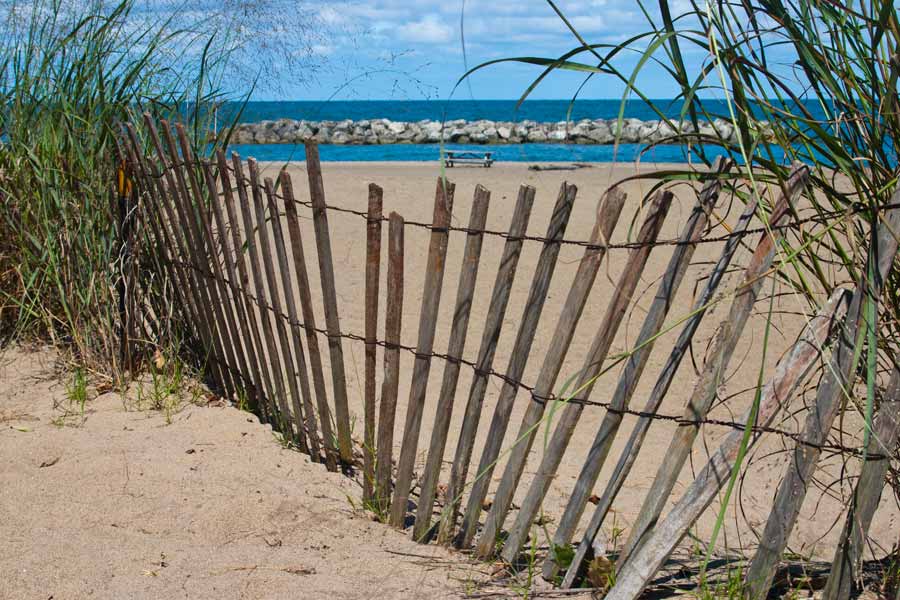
118 114 900 600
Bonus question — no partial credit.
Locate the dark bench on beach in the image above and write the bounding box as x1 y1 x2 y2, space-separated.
443 150 493 168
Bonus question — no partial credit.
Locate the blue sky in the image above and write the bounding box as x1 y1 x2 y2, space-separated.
261 0 709 101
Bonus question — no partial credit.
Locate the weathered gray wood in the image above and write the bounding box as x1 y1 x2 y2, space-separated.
143 117 230 393
375 212 405 513
268 172 322 457
201 159 268 419
120 126 205 370
546 162 730 581
474 187 627 555
560 182 756 589
217 150 278 421
413 185 491 541
494 189 674 562
255 165 310 447
280 165 339 471
192 154 260 428
823 364 900 600
745 194 900 600
389 177 455 528
364 184 384 502
605 288 851 600
617 166 809 570
230 155 293 433
304 140 354 464
460 182 578 550
171 124 246 401
438 185 536 545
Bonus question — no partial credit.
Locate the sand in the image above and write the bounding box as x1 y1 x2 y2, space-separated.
0 346 489 599
2 160 897 598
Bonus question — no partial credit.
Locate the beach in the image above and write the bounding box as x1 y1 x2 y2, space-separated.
2 159 895 599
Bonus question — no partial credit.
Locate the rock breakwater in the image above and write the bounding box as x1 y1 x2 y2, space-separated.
230 118 750 145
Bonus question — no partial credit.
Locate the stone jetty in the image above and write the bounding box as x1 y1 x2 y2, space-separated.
229 117 750 145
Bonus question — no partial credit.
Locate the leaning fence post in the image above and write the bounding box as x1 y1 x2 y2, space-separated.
545 160 730 581
413 184 491 541
604 288 850 600
823 364 900 600
745 193 900 600
474 186 626 555
375 212 405 514
492 189 673 563
389 177 455 528
364 184 384 503
459 181 577 550
560 188 758 587
304 140 354 465
281 167 339 471
268 172 322 457
617 166 809 570
438 184 536 545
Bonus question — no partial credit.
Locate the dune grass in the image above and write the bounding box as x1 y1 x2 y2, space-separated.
0 0 235 376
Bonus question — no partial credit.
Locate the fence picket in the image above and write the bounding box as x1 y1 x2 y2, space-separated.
375 212 405 513
617 166 809 570
169 124 243 400
216 149 277 420
459 182 578 550
389 178 456 528
142 118 231 394
823 364 900 600
605 288 850 600
280 165 340 471
545 161 730 581
744 192 900 599
364 184 384 502
413 185 491 541
268 171 322 457
230 155 293 434
475 186 626 555
493 189 673 563
560 181 755 589
438 184 536 545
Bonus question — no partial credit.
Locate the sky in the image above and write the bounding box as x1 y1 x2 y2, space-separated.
257 0 711 101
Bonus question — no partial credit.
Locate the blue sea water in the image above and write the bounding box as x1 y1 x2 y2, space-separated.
221 99 818 163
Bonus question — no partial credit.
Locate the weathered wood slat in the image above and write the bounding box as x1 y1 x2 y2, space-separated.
375 212 405 513
142 117 230 393
560 190 758 589
252 163 311 449
280 165 339 471
605 288 851 600
617 166 809 570
413 185 491 541
120 125 200 346
389 178 456 528
745 194 900 599
438 185 536 545
545 162 730 581
460 182 578 550
268 172 322 457
364 184 384 502
170 124 243 400
217 150 277 421
230 155 293 433
201 159 267 418
473 187 627 555
192 155 259 428
822 364 900 600
304 141 354 464
494 189 674 563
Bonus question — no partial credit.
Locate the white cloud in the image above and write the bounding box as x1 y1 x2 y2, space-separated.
396 14 454 44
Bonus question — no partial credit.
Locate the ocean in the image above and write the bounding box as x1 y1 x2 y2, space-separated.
222 99 815 163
